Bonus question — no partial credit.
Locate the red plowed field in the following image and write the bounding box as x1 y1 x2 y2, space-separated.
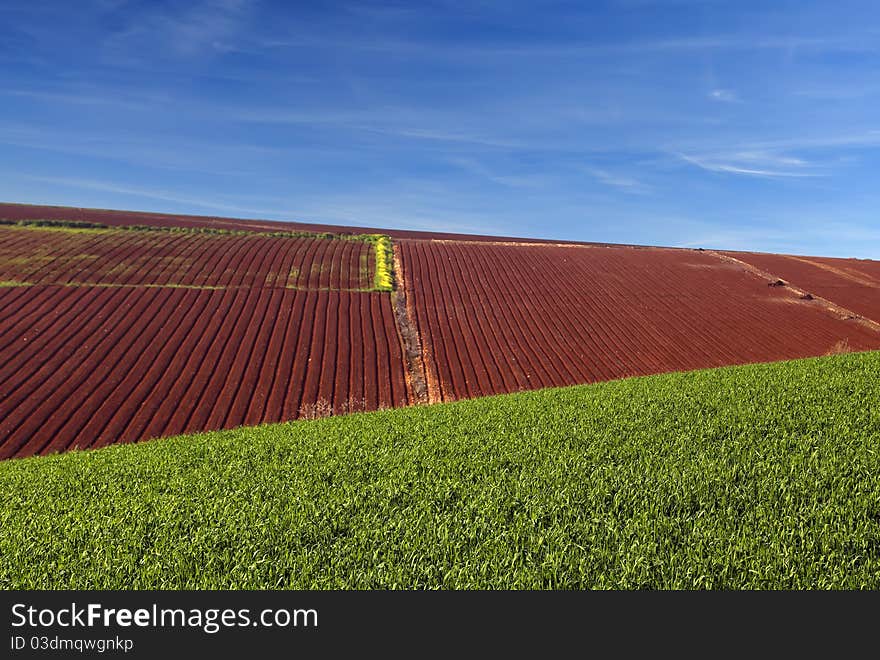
0 225 374 290
0 202 592 244
726 252 880 323
400 241 880 401
0 285 408 459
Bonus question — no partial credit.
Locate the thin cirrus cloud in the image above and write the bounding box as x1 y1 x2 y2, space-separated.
586 168 651 194
674 152 826 178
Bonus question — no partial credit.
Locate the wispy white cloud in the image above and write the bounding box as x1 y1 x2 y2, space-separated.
586 168 650 194
675 151 825 178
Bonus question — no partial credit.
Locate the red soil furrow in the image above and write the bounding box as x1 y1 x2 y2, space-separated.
226 234 274 289
315 238 340 290
300 291 331 412
361 295 383 409
552 250 682 375
418 242 475 399
0 285 77 346
540 250 758 376
0 228 36 255
276 238 309 290
360 292 380 410
170 233 235 287
0 288 90 374
84 233 153 286
203 286 275 431
192 234 242 287
439 250 496 398
0 286 36 325
467 245 586 388
44 288 211 454
498 252 602 382
220 287 284 429
403 241 880 402
407 240 457 399
316 293 341 407
223 235 266 289
494 246 607 384
814 257 880 285
258 235 296 289
138 232 210 287
9 230 114 285
174 233 218 287
0 286 135 394
365 244 376 291
244 288 296 424
1 225 371 291
547 250 676 376
57 231 142 285
172 289 256 435
581 253 727 373
57 231 149 286
464 243 552 390
141 290 239 440
348 293 366 408
442 245 525 393
370 294 394 407
283 290 320 419
294 241 322 290
323 239 343 290
257 235 295 290
0 287 172 458
126 232 198 287
539 251 766 376
333 291 352 411
250 235 293 289
89 288 217 447
262 291 308 422
180 287 265 433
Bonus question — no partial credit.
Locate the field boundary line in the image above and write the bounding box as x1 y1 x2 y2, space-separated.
391 244 431 404
707 250 880 333
786 255 880 289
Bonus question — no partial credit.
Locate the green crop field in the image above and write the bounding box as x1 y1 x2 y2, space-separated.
2 352 879 589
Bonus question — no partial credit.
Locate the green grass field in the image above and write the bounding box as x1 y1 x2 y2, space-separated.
2 352 879 589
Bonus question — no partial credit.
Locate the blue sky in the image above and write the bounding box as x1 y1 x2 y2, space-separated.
1 0 879 257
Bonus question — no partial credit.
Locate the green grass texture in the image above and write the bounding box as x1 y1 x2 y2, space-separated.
2 351 879 589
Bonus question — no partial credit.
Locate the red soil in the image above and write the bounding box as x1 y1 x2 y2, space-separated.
725 252 880 324
0 285 409 459
0 225 374 290
400 241 880 401
3 201 880 460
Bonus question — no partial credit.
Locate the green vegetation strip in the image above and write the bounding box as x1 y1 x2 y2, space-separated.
363 234 395 292
0 218 381 243
2 352 880 589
